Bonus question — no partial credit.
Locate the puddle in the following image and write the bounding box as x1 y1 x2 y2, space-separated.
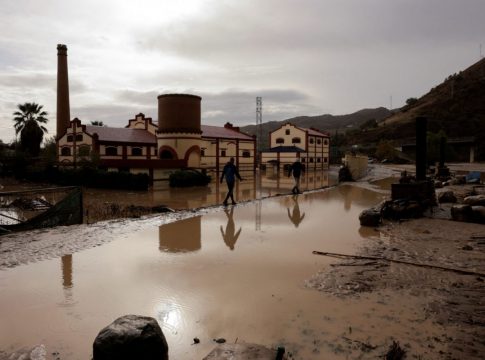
0 182 462 359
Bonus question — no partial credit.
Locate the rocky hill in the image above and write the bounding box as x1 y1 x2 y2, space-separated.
348 57 485 152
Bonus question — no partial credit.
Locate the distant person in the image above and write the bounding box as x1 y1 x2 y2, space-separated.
288 158 304 194
220 157 242 205
220 207 242 250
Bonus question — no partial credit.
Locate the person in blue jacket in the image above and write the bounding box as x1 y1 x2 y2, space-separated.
220 157 242 205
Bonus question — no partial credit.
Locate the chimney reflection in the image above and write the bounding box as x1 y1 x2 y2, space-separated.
287 195 305 228
62 254 73 288
159 216 202 253
220 207 242 250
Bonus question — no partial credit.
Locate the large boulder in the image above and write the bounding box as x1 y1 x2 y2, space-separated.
438 191 457 203
463 195 485 206
451 204 474 222
472 206 485 224
93 315 168 360
359 208 381 227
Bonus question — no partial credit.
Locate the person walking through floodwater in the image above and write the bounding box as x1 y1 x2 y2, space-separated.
220 157 242 205
288 158 304 194
220 206 242 250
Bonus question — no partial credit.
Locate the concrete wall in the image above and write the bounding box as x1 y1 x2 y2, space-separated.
343 154 368 180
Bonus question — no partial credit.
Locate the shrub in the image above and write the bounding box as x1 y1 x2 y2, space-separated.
169 169 211 187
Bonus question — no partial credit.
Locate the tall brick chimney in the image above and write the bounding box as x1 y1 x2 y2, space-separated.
56 44 70 139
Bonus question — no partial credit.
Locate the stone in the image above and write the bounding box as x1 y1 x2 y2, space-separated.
471 206 485 224
203 343 277 360
451 204 473 222
93 315 168 360
463 195 485 206
438 191 457 203
434 180 443 189
359 208 381 227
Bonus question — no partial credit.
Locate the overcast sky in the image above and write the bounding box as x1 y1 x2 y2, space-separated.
1 0 484 142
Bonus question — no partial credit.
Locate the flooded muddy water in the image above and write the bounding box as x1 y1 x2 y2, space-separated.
0 178 471 359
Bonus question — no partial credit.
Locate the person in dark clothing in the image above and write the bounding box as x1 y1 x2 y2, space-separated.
288 158 304 194
220 157 242 205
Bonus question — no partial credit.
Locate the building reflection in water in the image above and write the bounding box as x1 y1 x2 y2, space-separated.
159 216 202 253
220 207 242 250
287 195 305 228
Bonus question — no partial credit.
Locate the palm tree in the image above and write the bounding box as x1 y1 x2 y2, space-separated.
13 102 48 136
12 102 48 156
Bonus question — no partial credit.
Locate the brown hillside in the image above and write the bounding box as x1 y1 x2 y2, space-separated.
350 57 485 148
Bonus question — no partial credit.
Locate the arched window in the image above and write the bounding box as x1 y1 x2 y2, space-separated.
276 138 284 144
160 150 173 159
106 146 118 156
131 147 142 156
61 147 71 156
292 137 301 144
200 149 205 157
67 135 73 142
309 138 314 144
309 157 314 163
242 150 250 158
285 129 290 135
221 150 226 157
78 145 91 157
324 139 328 145
317 139 322 144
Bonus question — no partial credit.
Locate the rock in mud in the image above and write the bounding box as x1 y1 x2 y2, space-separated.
438 191 457 203
93 315 168 360
359 208 381 227
471 206 485 224
463 195 485 206
451 204 474 222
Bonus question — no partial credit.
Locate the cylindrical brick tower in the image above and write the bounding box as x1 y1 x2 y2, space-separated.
157 94 201 133
57 44 71 140
155 94 202 171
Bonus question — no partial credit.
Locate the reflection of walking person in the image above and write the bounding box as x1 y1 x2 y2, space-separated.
220 157 242 206
287 195 305 227
288 158 304 194
220 207 241 250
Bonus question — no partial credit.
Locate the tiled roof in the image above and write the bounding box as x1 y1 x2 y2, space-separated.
302 127 329 137
85 125 156 144
201 125 254 140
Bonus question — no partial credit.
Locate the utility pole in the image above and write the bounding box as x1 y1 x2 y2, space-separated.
256 97 262 157
255 96 263 231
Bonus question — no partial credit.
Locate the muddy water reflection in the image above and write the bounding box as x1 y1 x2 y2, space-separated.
1 184 390 359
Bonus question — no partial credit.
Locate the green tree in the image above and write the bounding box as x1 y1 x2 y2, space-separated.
13 103 48 156
375 140 397 161
13 103 48 136
405 97 418 106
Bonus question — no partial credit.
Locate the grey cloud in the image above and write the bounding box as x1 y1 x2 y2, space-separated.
138 0 485 60
0 71 87 94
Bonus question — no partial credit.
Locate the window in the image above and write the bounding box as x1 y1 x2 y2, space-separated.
78 145 90 157
317 139 322 144
131 147 142 156
276 138 284 144
75 134 83 141
200 149 205 157
292 137 301 144
67 135 73 142
324 139 328 145
221 150 226 157
309 138 314 144
242 150 250 158
285 129 290 135
324 157 328 163
105 146 118 156
301 157 306 163
160 150 173 159
317 157 321 163
61 147 71 156
309 157 314 163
